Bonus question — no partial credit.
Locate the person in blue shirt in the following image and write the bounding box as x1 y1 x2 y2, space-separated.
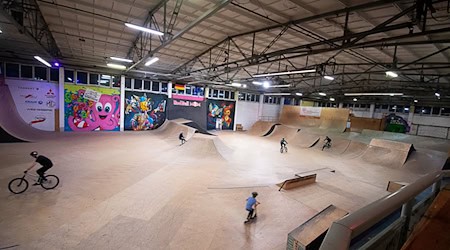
245 192 260 222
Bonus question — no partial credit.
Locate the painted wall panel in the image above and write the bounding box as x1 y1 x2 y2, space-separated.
207 99 235 130
167 99 207 130
124 91 167 130
235 101 259 130
6 79 58 131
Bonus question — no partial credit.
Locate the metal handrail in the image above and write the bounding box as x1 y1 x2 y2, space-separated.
319 170 445 250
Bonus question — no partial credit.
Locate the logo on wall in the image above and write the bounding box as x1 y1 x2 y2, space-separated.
21 94 37 99
29 115 46 125
45 89 56 98
124 91 167 131
207 100 235 130
173 100 202 107
46 100 56 108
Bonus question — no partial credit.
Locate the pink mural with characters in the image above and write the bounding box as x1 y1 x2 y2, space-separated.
64 85 120 131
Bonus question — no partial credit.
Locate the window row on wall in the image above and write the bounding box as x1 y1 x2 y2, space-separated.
124 78 168 93
173 85 204 96
3 62 59 81
64 70 121 88
318 102 338 108
208 88 235 100
264 96 281 104
239 92 260 102
414 106 450 116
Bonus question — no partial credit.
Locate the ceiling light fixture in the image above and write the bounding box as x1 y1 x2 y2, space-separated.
385 71 398 78
253 69 316 77
344 93 403 96
231 82 242 87
34 56 52 67
145 57 159 66
324 75 334 81
353 98 358 101
252 81 263 85
414 99 418 103
110 57 133 63
329 97 335 101
53 62 60 67
270 84 291 88
243 84 247 88
125 23 164 36
107 63 126 70
295 93 303 96
318 92 327 96
263 81 271 89
435 92 440 97
0 29 2 34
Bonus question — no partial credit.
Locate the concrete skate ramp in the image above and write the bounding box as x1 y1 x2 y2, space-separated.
173 134 233 160
156 120 196 140
359 138 415 168
0 85 50 142
265 124 299 140
314 136 351 155
247 121 278 136
290 130 321 148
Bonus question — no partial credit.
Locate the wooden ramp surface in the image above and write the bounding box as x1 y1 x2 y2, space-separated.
401 184 450 250
287 205 348 250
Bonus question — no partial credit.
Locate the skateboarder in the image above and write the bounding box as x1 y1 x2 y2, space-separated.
322 136 332 150
179 132 186 145
245 192 260 223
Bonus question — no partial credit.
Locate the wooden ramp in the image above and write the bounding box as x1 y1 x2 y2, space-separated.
290 131 321 148
401 184 450 250
266 124 300 140
358 139 415 168
287 205 348 250
247 121 277 136
277 174 316 190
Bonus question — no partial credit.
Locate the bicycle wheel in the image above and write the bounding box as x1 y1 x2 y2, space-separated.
8 178 29 194
40 175 60 190
285 147 288 153
280 147 283 153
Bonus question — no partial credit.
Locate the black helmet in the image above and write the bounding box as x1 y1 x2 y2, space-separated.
252 192 258 197
30 151 38 157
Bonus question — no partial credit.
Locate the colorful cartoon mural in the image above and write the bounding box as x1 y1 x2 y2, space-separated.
207 100 235 130
384 113 410 133
64 85 120 131
124 91 167 130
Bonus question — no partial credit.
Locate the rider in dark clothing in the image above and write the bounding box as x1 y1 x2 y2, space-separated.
322 136 332 150
179 132 186 145
25 151 53 185
280 138 288 149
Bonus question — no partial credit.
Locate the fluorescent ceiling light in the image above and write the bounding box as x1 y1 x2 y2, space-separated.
318 92 327 96
295 93 303 96
110 57 132 63
263 81 270 89
385 71 398 78
252 81 263 85
435 92 440 97
353 98 358 101
145 57 159 66
231 82 242 87
34 56 51 67
0 29 2 34
270 84 291 88
101 75 111 79
344 93 403 96
107 63 126 70
404 108 409 111
253 69 316 77
243 84 247 88
324 75 334 80
125 23 164 36
264 93 291 96
414 99 418 103
329 97 335 101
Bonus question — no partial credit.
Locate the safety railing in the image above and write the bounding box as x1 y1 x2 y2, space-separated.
319 170 446 250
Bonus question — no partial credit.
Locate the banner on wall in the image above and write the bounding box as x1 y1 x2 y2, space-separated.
7 79 59 131
207 99 235 130
173 100 202 107
64 85 120 131
124 91 167 131
300 107 322 117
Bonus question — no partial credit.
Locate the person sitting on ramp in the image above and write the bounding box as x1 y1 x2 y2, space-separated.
322 136 332 150
179 132 186 145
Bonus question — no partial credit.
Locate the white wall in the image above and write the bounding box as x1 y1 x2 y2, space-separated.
235 101 260 130
261 103 281 119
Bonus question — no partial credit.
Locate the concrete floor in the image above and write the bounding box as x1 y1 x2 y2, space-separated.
0 131 444 249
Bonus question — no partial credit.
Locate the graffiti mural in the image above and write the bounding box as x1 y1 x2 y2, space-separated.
124 91 167 130
384 113 410 133
207 100 235 130
64 85 120 131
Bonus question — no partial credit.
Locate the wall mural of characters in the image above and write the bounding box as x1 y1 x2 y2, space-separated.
207 100 235 130
64 85 120 131
124 91 167 131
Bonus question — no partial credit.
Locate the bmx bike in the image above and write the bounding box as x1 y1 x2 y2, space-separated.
8 172 60 194
280 144 288 153
322 141 332 151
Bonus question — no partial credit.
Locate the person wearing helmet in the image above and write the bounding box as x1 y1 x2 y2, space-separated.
280 138 288 150
322 136 332 151
245 191 260 223
179 132 186 145
24 151 53 185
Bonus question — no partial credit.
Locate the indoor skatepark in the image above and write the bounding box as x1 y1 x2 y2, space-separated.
1 0 450 249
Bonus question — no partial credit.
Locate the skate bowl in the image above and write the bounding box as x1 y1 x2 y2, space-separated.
247 121 278 136
290 130 321 148
358 138 416 168
170 134 233 160
265 124 300 140
0 85 51 142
